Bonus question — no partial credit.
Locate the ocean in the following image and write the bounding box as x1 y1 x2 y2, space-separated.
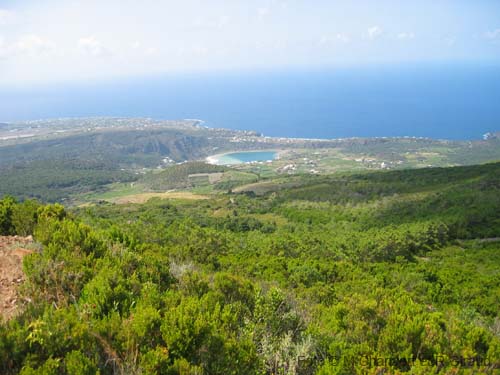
2 63 500 140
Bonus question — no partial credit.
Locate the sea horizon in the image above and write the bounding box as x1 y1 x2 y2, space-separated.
2 63 500 141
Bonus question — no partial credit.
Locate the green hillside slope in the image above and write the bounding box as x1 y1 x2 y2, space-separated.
0 162 499 374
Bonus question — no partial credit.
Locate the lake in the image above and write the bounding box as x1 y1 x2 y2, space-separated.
207 151 277 165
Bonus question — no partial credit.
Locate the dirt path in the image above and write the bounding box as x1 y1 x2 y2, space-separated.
0 236 34 320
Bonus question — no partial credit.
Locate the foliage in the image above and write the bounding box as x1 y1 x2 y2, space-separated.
1 162 500 374
0 160 137 203
140 162 228 191
0 196 41 235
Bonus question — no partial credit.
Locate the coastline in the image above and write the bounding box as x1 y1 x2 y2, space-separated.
206 149 281 165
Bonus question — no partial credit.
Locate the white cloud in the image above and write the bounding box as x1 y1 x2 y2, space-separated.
191 15 231 31
257 7 271 20
318 36 329 47
78 36 111 57
484 29 500 40
318 33 350 47
396 32 415 41
336 33 350 43
129 41 158 56
14 35 56 58
0 9 15 25
217 15 230 29
1 1 497 86
0 36 7 59
443 35 456 47
146 47 158 56
192 45 209 56
367 26 383 40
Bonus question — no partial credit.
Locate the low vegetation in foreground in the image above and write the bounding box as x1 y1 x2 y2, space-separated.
0 162 499 374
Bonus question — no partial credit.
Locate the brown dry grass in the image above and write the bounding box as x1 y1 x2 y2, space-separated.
110 191 210 204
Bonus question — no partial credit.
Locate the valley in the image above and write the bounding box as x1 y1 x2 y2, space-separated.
1 118 499 205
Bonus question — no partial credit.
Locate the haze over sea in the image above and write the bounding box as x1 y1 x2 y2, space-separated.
2 63 500 141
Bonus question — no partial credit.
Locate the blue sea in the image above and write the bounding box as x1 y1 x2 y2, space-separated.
2 63 500 140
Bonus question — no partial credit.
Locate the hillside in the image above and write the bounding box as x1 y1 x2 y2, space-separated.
0 162 499 374
0 117 499 204
140 162 229 190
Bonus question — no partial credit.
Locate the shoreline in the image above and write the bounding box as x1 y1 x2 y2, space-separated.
206 149 281 165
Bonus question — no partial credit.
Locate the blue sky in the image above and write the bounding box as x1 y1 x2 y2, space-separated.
1 0 500 86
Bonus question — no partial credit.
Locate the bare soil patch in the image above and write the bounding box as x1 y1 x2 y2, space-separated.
0 236 35 320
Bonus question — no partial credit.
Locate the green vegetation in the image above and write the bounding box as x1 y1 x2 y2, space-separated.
0 162 499 374
0 160 136 203
140 162 228 190
1 118 499 206
138 162 260 193
213 170 260 191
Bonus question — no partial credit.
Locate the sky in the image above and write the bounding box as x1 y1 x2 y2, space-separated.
1 0 500 86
